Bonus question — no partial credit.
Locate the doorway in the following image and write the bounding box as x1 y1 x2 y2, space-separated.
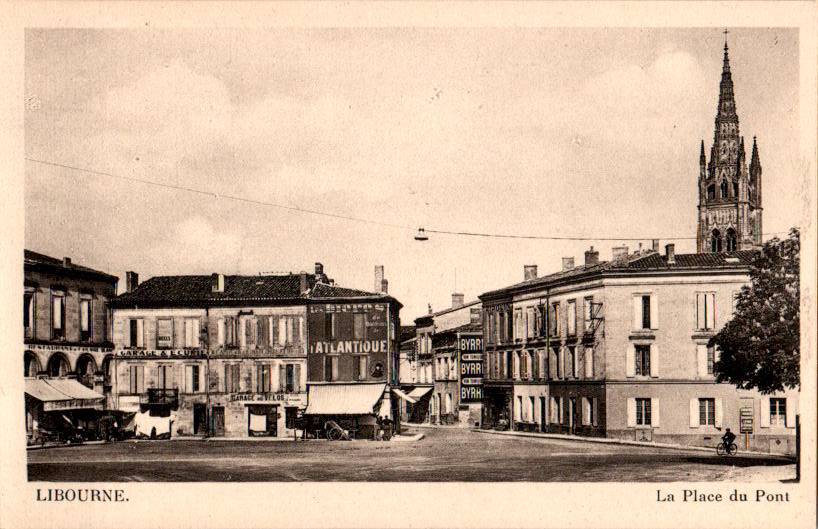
540 397 546 432
211 406 225 437
569 397 577 434
193 404 207 435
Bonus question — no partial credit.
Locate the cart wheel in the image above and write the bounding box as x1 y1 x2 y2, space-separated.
327 427 342 441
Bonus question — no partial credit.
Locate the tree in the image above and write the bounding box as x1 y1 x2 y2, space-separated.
710 227 800 394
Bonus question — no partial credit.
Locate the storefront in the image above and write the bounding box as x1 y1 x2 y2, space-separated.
219 391 308 438
25 377 104 443
482 382 512 430
304 382 393 439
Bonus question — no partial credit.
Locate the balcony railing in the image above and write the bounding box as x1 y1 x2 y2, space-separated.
141 388 179 406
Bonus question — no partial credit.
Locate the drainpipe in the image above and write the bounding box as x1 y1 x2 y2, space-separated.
205 306 210 438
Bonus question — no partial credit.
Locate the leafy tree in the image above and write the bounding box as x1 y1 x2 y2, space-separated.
710 227 800 394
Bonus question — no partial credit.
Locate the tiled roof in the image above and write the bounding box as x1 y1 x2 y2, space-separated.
309 283 380 299
112 274 315 306
481 249 757 299
24 249 118 281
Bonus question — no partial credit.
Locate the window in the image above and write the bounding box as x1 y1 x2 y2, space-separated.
353 313 366 340
635 344 651 376
582 397 595 426
156 365 172 389
129 365 144 394
24 292 34 336
324 356 338 382
711 229 723 252
549 303 560 337
720 179 728 198
184 318 200 348
699 398 715 426
51 293 65 339
285 364 295 393
256 364 271 393
551 396 562 424
770 398 786 427
445 393 452 414
706 346 716 375
529 397 536 423
324 313 336 339
129 318 145 348
641 296 651 329
514 309 522 341
567 346 576 378
632 293 656 331
696 293 716 330
636 398 651 426
584 347 594 379
567 300 577 336
732 181 739 199
156 318 173 348
725 228 737 252
225 364 240 393
79 299 91 341
506 311 513 342
354 355 368 381
185 365 201 393
552 347 561 379
515 396 522 422
583 297 593 332
707 184 716 200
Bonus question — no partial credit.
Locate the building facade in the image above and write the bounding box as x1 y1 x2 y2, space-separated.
697 41 763 253
24 250 118 443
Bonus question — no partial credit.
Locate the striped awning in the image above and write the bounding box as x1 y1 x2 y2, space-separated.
25 378 104 411
407 386 433 399
304 383 386 415
391 387 417 404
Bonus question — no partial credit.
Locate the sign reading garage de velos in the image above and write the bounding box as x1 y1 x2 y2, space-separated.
459 335 484 403
229 392 307 405
116 349 206 359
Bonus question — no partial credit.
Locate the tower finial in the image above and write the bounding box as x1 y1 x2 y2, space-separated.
723 29 729 50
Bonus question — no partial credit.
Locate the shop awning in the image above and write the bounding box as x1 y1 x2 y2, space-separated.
304 383 386 415
407 386 433 399
25 378 104 412
377 393 392 419
391 387 417 404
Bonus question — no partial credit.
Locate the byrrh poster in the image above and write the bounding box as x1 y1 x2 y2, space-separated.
0 2 816 529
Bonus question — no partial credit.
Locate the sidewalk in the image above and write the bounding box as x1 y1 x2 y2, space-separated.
401 422 470 430
471 428 794 460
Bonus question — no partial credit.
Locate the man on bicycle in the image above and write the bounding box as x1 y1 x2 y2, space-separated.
721 428 736 451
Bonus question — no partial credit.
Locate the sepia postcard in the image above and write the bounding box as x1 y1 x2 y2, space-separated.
1 2 816 528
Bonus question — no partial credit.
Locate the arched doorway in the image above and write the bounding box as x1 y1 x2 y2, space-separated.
46 352 70 377
101 355 114 392
76 354 98 388
725 228 738 252
24 351 41 377
710 229 723 252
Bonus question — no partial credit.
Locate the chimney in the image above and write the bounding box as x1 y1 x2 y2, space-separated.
62 257 72 267
211 273 225 293
380 278 389 294
299 272 308 293
584 246 599 266
523 265 538 281
428 303 433 315
374 265 385 292
452 293 465 309
612 246 629 263
562 257 575 271
125 271 139 293
665 243 676 265
652 239 660 253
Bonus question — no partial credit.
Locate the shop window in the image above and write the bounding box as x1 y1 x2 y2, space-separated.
51 292 65 339
79 299 92 342
699 398 715 426
770 398 786 427
285 407 298 429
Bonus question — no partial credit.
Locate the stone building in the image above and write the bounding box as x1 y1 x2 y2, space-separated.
23 250 118 442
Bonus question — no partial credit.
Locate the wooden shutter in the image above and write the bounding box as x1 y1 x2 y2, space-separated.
279 317 287 346
625 344 635 377
650 345 659 378
632 296 641 330
271 316 279 345
706 293 716 330
279 365 286 393
785 397 796 428
715 398 723 427
592 398 599 427
572 349 579 378
294 364 301 392
650 294 658 329
652 398 660 427
760 397 770 427
257 316 268 347
696 293 705 329
626 398 636 427
584 347 593 379
689 398 700 427
185 366 193 393
697 345 708 378
217 318 225 345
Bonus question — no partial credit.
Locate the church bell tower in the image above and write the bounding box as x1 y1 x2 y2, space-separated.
697 35 763 253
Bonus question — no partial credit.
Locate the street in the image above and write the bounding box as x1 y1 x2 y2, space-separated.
27 428 794 482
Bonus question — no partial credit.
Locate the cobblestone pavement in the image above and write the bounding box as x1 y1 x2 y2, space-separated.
27 428 794 482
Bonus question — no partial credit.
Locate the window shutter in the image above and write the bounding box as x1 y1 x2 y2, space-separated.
199 364 205 394
137 366 145 393
689 398 700 427
185 366 193 393
560 398 565 424
279 365 286 392
626 344 635 377
271 316 279 345
626 398 636 427
294 364 301 392
582 399 589 426
632 296 641 330
696 344 707 377
650 294 659 329
650 345 659 378
715 398 723 427
217 319 225 345
559 348 566 379
584 348 593 379
154 365 160 389
785 397 796 428
760 397 770 427
592 398 598 426
298 316 305 343
573 350 579 379
652 398 660 427
279 317 287 346
706 294 716 329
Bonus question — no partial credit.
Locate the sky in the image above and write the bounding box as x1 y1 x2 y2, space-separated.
24 27 802 321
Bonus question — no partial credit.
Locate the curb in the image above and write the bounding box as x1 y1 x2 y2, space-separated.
400 422 470 430
470 429 795 460
26 440 107 451
391 433 425 442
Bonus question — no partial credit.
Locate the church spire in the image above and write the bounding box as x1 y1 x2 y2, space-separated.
717 34 738 123
750 136 760 170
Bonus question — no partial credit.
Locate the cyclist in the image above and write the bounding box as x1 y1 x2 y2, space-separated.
721 428 736 452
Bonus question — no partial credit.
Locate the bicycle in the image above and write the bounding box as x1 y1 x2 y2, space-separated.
716 441 738 456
